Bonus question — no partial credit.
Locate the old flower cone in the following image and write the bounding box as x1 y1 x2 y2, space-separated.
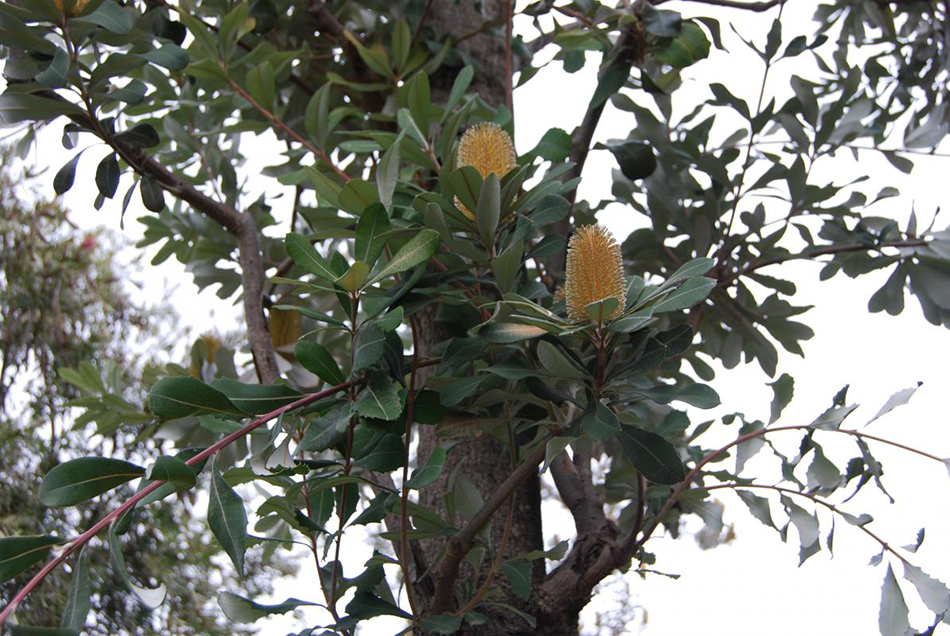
564 224 626 323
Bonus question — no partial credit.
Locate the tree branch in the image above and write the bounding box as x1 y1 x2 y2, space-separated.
655 0 783 10
429 441 548 612
720 239 930 286
0 382 353 630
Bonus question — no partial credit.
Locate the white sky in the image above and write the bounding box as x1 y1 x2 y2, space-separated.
7 1 950 634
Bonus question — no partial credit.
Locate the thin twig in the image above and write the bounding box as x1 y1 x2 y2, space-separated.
705 483 911 565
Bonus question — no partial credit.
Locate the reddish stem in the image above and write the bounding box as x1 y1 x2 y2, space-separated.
0 382 353 629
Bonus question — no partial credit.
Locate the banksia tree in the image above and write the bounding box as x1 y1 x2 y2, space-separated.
2 1 950 635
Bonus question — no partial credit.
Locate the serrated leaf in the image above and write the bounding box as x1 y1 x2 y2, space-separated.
354 372 402 421
902 562 950 616
768 373 794 425
736 490 775 529
39 457 145 507
867 384 920 426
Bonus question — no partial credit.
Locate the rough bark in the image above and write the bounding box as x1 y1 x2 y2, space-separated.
411 2 546 633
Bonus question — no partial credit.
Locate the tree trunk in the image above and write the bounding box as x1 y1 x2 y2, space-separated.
411 2 552 633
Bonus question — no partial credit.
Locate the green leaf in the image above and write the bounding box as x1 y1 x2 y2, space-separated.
617 427 686 484
54 153 83 195
339 179 380 216
631 383 720 409
295 341 346 385
304 83 332 151
476 173 501 247
376 142 401 210
368 229 440 285
352 323 386 373
149 376 239 419
537 340 586 380
444 66 474 117
406 446 446 489
39 457 145 507
420 615 463 634
491 239 523 294
351 491 394 526
391 19 411 72
354 372 402 421
902 563 950 617
285 233 336 281
218 592 319 623
115 123 161 148
72 0 133 34
95 154 120 199
140 175 165 212
501 561 532 599
337 261 370 292
879 564 911 636
355 203 391 269
407 71 431 137
139 43 189 72
146 455 197 492
345 590 411 619
656 21 710 68
768 373 794 425
603 139 656 181
651 277 715 313
735 490 775 529
36 46 69 89
448 166 483 216
642 6 682 36
585 297 620 325
582 401 620 441
60 548 90 630
589 59 632 109
208 457 248 577
607 308 654 333
0 94 85 125
0 536 64 582
528 128 572 162
868 384 920 425
210 378 303 415
480 323 547 343
356 433 405 471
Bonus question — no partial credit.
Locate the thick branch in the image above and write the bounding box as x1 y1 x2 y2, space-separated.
111 142 282 383
429 441 548 612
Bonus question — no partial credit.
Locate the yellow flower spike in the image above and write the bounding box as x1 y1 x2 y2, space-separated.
55 0 91 15
564 224 627 324
455 122 517 221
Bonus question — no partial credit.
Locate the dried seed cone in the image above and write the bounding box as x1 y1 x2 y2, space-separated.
55 0 91 14
455 122 517 220
564 224 626 323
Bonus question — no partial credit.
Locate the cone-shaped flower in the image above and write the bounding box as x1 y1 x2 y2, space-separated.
455 122 517 220
564 224 626 323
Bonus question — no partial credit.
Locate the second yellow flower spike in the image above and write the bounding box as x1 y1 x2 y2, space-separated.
455 122 517 221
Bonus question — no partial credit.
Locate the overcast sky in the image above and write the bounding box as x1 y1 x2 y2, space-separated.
8 1 950 634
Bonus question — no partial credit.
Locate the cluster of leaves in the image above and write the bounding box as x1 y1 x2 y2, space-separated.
0 0 949 635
